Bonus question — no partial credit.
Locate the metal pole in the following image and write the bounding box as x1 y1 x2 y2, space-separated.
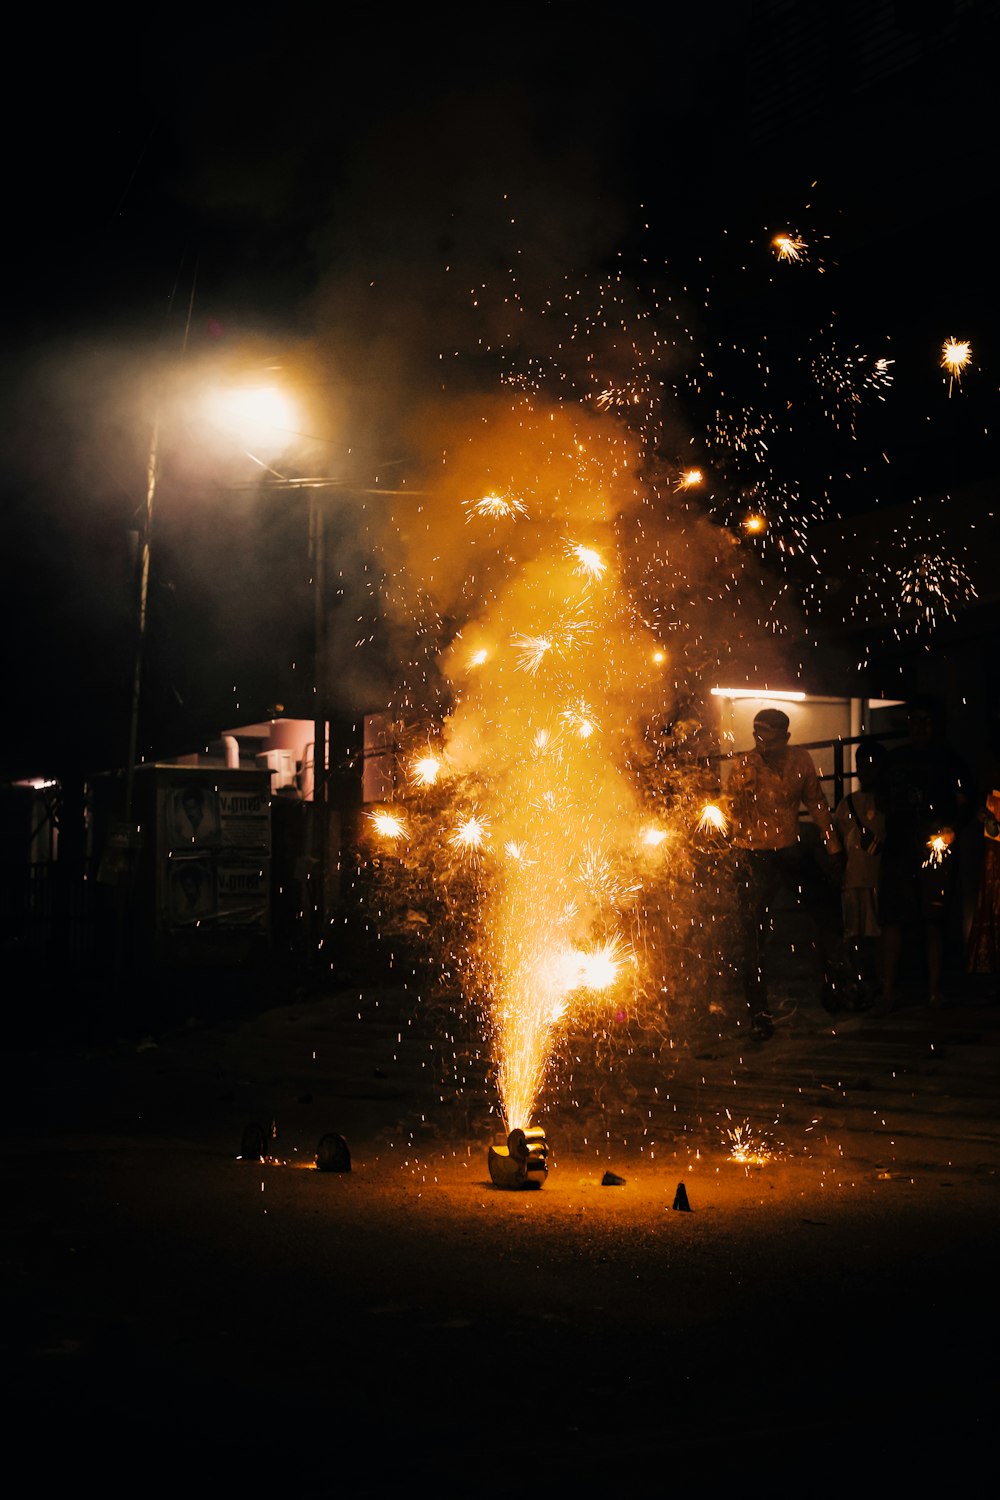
113 414 159 985
833 739 845 808
310 490 328 932
124 416 160 828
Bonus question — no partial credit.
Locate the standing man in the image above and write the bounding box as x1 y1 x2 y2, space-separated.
727 708 844 1040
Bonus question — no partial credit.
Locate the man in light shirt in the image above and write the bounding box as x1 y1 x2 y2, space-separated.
727 708 844 1040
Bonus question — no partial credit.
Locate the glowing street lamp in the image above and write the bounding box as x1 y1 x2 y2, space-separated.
128 375 297 725
200 382 300 454
121 371 302 890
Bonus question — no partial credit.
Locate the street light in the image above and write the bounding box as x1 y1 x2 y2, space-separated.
116 370 306 973
125 374 302 812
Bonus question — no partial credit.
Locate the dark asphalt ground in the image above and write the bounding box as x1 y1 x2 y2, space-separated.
5 971 999 1491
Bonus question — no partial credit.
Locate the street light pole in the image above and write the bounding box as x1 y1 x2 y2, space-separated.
310 489 329 932
124 413 160 833
111 411 160 985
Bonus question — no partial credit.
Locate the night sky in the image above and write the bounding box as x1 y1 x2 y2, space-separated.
3 4 997 779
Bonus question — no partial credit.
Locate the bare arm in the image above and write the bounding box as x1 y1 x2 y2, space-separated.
800 752 841 852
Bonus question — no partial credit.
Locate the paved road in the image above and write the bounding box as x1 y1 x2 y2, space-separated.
5 976 999 1489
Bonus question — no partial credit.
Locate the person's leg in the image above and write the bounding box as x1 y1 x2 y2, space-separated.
877 855 913 1012
779 843 847 1005
735 850 777 1035
921 858 957 1006
926 922 946 1005
880 923 903 1011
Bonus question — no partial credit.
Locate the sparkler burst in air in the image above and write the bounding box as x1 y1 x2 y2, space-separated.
370 809 408 841
923 833 951 868
466 492 528 521
940 336 972 394
696 802 728 835
451 812 489 854
512 633 553 674
675 467 704 491
771 232 807 262
569 542 607 579
411 752 443 787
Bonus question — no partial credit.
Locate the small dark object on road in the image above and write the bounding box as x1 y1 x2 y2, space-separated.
316 1132 352 1172
673 1182 692 1212
601 1170 626 1186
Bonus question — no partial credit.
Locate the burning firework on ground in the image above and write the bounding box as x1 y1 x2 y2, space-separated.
725 1115 776 1167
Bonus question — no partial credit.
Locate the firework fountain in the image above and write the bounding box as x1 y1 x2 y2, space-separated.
363 393 777 1167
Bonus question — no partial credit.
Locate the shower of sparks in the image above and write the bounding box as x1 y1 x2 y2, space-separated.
513 633 553 674
466 492 528 521
811 345 895 432
562 701 599 739
713 478 822 558
772 232 806 262
697 802 728 834
726 1118 774 1167
595 379 647 409
576 845 640 907
369 809 407 841
922 833 950 868
897 550 978 629
468 647 489 668
940 336 971 393
708 407 771 464
640 826 669 848
504 840 532 863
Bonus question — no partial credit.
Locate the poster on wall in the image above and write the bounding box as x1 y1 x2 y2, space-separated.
167 856 216 926
216 860 270 928
217 787 269 849
166 784 222 848
165 782 269 851
157 772 271 937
